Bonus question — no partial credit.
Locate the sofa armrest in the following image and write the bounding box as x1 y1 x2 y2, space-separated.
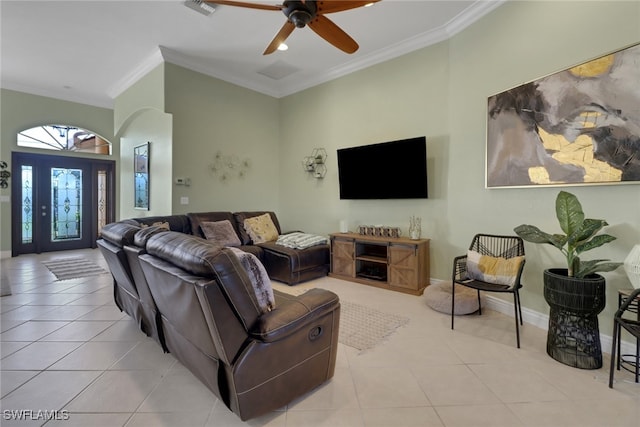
250 289 339 343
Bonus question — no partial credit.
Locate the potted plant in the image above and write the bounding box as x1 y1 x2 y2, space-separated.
514 190 622 369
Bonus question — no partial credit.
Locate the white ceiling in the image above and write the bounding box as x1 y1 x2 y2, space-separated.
1 0 504 108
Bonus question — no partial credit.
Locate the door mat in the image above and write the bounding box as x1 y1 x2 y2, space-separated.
42 257 108 281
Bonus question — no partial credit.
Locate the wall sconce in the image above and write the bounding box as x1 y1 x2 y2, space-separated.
302 148 327 179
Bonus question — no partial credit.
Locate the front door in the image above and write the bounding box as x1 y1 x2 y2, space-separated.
12 152 115 256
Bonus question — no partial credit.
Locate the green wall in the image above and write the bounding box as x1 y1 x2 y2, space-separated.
164 63 281 214
1 1 639 335
0 89 115 256
278 1 640 330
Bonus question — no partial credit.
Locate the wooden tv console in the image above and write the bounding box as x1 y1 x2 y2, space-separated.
329 232 430 296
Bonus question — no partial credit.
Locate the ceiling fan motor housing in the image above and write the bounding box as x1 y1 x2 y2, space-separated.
283 0 317 28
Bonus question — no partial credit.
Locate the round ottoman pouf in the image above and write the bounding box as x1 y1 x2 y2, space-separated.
425 281 482 315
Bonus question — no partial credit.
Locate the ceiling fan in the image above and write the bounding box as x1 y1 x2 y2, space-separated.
206 1 380 54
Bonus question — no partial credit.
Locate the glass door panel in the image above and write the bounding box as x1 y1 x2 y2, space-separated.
11 152 115 256
50 167 82 242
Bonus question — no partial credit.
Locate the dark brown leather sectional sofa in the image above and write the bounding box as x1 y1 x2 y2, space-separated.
97 211 339 420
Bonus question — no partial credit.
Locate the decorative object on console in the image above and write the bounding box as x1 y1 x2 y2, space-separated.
409 215 421 240
209 151 251 182
0 160 11 189
302 148 327 179
357 225 401 238
624 244 640 289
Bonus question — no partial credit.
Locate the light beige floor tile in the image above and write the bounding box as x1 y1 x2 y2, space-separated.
572 397 640 427
1 371 101 413
0 320 68 341
413 364 501 406
109 341 175 371
127 411 211 427
469 363 568 403
77 304 126 321
284 408 364 427
49 341 138 370
25 293 86 305
351 365 430 408
1 304 59 320
65 370 162 412
91 319 149 342
435 403 524 427
66 292 114 306
30 304 97 321
46 413 132 427
137 367 216 412
361 407 444 427
287 367 359 411
0 341 82 370
1 370 39 398
205 400 286 426
0 319 26 333
508 400 592 427
40 320 115 341
0 341 30 358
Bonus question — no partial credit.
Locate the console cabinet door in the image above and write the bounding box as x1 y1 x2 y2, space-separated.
388 244 419 290
331 238 355 277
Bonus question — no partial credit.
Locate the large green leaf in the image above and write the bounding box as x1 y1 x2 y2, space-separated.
576 259 623 278
514 224 566 249
556 191 584 236
570 218 607 245
575 234 617 254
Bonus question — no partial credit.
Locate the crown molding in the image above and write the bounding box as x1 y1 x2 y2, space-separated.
1 81 113 109
3 1 506 105
106 48 165 100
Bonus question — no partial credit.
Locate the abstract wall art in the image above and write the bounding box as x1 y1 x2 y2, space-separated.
486 43 640 188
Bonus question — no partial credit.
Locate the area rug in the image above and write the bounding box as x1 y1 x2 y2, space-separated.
338 300 410 351
42 257 108 281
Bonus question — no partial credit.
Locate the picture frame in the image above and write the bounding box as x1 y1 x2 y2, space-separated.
486 42 640 188
134 142 149 210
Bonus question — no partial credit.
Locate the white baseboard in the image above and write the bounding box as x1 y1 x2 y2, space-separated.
0 250 11 259
430 278 636 357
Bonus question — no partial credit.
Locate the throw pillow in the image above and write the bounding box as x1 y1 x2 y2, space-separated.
200 220 241 247
228 247 275 313
466 250 524 286
243 213 279 244
138 221 170 230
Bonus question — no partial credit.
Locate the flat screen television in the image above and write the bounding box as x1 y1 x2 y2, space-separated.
337 137 428 199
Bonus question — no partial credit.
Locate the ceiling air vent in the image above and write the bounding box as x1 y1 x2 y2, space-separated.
184 0 216 16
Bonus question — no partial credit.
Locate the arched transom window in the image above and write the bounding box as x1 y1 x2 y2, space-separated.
18 125 111 155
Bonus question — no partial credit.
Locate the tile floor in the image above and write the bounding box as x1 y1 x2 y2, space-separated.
1 248 639 427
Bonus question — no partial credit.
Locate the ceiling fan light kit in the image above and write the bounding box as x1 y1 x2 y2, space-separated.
209 0 380 54
184 0 217 16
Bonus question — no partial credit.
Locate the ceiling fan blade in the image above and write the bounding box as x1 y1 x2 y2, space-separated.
205 1 282 11
263 21 296 55
308 14 358 54
316 0 380 14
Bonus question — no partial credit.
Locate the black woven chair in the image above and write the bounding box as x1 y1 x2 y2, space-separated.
451 234 526 348
609 286 640 388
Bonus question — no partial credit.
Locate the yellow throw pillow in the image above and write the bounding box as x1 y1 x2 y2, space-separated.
466 250 524 286
243 213 279 244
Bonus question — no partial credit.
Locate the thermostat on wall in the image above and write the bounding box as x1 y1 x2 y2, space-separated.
175 177 191 186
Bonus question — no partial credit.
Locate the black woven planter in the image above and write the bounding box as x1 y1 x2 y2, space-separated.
544 268 606 369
